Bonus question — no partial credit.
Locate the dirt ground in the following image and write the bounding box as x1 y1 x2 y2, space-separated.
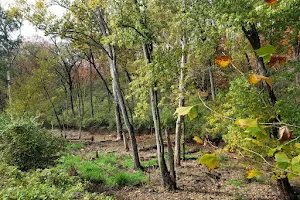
60 129 299 200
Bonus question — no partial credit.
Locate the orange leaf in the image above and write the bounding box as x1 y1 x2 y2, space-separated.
265 0 277 5
214 56 232 68
278 126 294 142
268 56 287 67
193 136 203 145
249 73 272 89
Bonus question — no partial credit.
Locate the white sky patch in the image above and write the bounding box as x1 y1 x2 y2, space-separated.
1 0 66 40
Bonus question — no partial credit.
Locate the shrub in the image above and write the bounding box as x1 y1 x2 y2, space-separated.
0 118 65 171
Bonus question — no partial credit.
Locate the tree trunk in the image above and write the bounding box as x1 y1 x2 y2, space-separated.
89 61 94 118
143 42 175 190
6 70 12 107
208 60 215 101
94 8 141 169
165 129 176 188
181 119 185 161
41 80 63 135
113 83 123 141
277 177 298 200
150 86 175 190
175 35 187 166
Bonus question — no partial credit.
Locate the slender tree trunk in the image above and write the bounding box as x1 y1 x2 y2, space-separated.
113 83 123 141
165 129 176 188
208 60 215 101
143 42 175 190
6 70 12 107
181 120 185 161
175 36 187 166
41 80 63 134
89 62 94 118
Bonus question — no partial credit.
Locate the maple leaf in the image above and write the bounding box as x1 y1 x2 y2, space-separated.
278 126 293 142
249 73 272 89
214 56 232 68
268 56 287 68
199 153 220 170
193 136 203 145
246 169 263 179
265 0 277 5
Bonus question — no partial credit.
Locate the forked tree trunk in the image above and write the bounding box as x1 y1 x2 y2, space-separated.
175 35 187 166
143 42 176 190
242 24 297 199
95 8 142 169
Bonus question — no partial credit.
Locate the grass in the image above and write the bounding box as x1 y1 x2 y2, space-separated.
66 142 86 151
60 153 146 188
227 179 243 187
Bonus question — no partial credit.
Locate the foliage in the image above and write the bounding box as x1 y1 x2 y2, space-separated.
0 163 112 200
0 118 65 171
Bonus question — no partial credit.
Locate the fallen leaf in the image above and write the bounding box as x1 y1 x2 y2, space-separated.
246 169 263 179
214 56 232 68
249 73 272 89
278 126 293 142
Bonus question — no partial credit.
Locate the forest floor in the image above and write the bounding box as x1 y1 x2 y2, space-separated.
61 129 300 200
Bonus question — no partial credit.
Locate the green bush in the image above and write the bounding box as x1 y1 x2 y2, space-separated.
0 118 65 171
0 163 112 200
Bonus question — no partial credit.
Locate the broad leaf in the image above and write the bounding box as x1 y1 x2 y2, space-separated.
175 106 194 116
246 169 263 179
234 118 258 128
275 152 291 170
214 56 232 68
193 136 203 145
249 73 272 89
295 143 300 148
291 155 300 173
188 106 199 120
199 153 220 170
265 0 277 5
255 45 276 57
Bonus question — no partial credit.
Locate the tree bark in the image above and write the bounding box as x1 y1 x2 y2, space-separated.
143 42 175 190
277 177 298 200
165 129 176 188
175 35 187 166
208 60 215 101
89 60 94 118
94 8 142 169
113 82 123 141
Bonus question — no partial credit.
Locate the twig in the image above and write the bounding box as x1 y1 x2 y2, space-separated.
222 52 244 75
237 145 274 167
197 95 235 121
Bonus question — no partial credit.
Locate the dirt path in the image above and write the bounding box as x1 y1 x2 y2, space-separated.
60 129 290 200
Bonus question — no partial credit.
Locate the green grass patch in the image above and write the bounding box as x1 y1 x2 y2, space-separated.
60 153 146 188
66 142 86 151
227 179 243 187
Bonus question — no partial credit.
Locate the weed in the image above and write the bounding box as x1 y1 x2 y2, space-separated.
227 180 243 187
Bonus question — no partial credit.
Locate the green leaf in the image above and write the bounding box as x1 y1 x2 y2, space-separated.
199 153 220 170
267 146 283 157
246 169 263 179
188 106 198 120
174 106 194 116
255 45 276 64
245 127 267 139
291 155 300 173
234 118 258 128
275 152 291 170
255 45 276 57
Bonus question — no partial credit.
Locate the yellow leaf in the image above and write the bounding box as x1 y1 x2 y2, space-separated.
199 153 220 170
193 136 203 145
295 143 300 149
246 169 263 179
234 118 258 129
249 73 272 89
214 56 232 68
